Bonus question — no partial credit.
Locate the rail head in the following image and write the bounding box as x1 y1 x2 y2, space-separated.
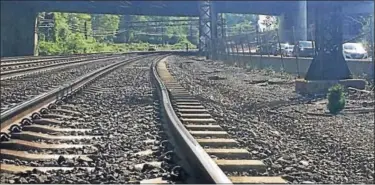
151 56 233 184
0 50 198 63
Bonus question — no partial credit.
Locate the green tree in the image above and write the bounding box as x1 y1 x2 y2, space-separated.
92 14 120 42
224 13 257 36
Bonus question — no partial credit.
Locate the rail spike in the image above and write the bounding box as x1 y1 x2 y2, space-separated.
40 108 49 114
48 103 57 109
20 118 33 126
31 112 42 120
0 132 11 142
9 124 22 133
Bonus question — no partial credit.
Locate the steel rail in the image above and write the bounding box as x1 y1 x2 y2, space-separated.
0 50 188 64
1 55 68 63
0 55 131 80
0 55 102 68
1 50 199 63
0 53 117 63
151 56 233 184
0 54 155 132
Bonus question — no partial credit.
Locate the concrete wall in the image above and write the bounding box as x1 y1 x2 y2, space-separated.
218 54 374 78
1 2 38 57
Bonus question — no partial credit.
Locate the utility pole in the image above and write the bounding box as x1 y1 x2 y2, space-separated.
371 14 374 80
189 17 193 38
84 21 88 39
161 26 164 46
34 16 39 56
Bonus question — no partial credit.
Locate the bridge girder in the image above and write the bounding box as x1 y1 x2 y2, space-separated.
1 1 372 58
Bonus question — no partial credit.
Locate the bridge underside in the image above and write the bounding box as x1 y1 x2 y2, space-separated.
24 1 294 16
16 1 373 16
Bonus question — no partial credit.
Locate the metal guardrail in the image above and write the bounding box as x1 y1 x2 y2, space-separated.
151 56 233 184
225 52 373 62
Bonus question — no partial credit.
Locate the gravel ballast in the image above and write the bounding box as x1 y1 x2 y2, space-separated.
1 57 179 184
0 56 135 112
166 55 374 184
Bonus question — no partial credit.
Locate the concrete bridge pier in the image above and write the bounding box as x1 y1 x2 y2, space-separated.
1 3 38 57
279 0 307 44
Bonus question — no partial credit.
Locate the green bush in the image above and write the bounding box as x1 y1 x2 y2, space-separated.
327 84 346 114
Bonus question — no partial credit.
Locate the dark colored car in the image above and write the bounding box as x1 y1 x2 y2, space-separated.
273 43 289 56
293 41 314 57
262 43 290 56
148 46 156 51
256 43 278 55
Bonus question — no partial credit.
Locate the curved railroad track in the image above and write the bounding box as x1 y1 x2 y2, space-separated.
151 57 287 184
1 54 181 184
1 53 286 184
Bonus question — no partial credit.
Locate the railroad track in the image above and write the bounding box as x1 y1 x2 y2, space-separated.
0 54 138 113
152 57 287 184
1 53 286 184
1 55 68 63
0 54 180 184
0 53 115 63
0 54 133 80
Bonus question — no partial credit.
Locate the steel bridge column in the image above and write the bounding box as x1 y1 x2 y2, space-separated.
198 1 211 58
216 13 226 58
305 2 351 80
1 2 38 57
210 3 218 60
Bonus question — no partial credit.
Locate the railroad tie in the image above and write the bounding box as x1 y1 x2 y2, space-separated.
156 58 287 184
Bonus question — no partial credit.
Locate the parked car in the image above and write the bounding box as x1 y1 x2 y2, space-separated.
148 46 157 51
293 41 314 57
256 44 273 55
273 43 289 56
282 45 294 57
342 43 368 59
256 43 280 56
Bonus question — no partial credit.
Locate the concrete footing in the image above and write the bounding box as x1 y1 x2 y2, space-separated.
295 79 366 94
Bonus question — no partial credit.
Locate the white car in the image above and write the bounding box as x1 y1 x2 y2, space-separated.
342 43 368 59
283 45 294 57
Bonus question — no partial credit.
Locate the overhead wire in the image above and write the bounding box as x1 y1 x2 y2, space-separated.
38 17 264 38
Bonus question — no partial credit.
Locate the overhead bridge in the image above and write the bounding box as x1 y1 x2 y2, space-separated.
1 1 373 82
1 1 372 57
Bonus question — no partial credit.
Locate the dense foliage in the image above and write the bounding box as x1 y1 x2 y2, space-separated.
37 12 371 56
37 12 262 55
37 13 199 55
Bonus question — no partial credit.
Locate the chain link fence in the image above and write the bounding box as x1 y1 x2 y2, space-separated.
216 24 374 79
